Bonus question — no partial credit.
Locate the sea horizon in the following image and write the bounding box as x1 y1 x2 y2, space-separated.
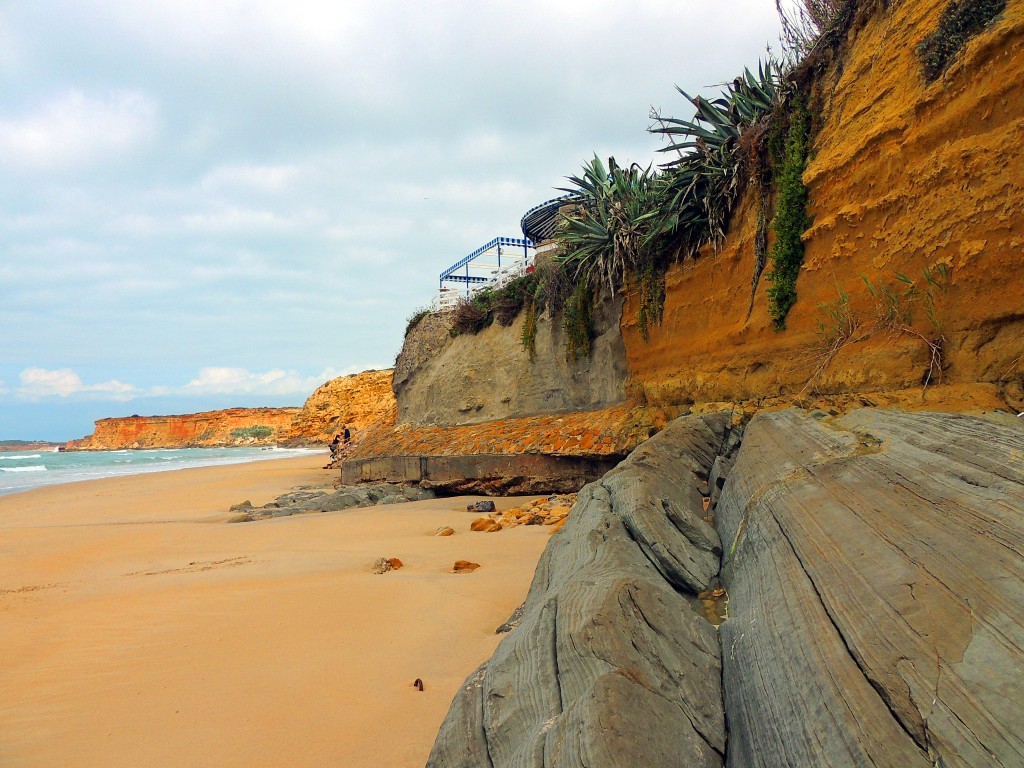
0 445 325 498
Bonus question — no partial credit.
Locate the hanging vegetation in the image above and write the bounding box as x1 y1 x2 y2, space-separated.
519 299 539 361
563 280 594 362
765 94 810 330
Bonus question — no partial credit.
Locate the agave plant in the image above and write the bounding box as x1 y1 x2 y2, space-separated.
651 60 783 246
553 155 666 296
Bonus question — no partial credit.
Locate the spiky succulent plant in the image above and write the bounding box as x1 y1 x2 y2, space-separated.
651 60 782 246
554 155 665 297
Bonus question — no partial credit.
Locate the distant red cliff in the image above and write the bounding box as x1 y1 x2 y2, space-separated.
65 407 301 451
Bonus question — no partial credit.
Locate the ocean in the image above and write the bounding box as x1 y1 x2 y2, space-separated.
0 446 324 497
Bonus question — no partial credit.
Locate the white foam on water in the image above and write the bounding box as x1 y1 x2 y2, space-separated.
0 454 41 460
1 465 47 472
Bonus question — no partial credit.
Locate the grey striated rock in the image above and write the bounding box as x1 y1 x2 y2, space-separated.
229 482 436 520
395 293 629 428
427 413 734 767
717 409 1024 768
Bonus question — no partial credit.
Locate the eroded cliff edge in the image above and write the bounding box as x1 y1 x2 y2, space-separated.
427 408 1024 767
395 293 628 428
66 407 300 450
622 0 1024 410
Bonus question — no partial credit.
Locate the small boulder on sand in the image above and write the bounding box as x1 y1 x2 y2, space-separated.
372 557 404 574
453 560 481 573
470 517 503 533
467 500 496 513
434 526 455 536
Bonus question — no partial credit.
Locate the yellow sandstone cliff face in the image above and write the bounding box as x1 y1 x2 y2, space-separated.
623 0 1024 412
66 407 300 450
281 369 396 445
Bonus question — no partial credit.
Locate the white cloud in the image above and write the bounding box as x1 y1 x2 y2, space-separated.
175 366 352 396
180 205 327 235
11 365 374 404
0 89 158 171
17 368 139 401
201 162 304 194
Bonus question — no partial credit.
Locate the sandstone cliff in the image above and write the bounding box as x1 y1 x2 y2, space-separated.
372 0 1022 500
66 407 299 450
622 0 1024 411
395 294 628 427
281 369 396 446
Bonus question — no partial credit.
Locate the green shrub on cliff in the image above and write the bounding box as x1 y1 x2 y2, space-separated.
765 94 810 330
404 307 431 337
555 156 665 297
231 425 273 439
917 0 1006 82
449 273 540 338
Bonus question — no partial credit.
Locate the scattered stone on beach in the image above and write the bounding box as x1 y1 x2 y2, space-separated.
470 517 503 533
372 557 406 573
228 482 436 521
452 560 481 573
467 494 579 533
434 526 455 536
372 557 394 574
467 500 496 513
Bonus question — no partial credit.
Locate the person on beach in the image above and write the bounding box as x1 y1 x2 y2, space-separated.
343 425 351 446
329 433 343 463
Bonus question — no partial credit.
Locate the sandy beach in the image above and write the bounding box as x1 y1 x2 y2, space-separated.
0 455 551 767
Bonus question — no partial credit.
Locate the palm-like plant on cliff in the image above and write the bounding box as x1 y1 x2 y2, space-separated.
554 155 666 296
650 61 782 249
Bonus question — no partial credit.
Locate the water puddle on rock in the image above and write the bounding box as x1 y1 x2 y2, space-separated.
695 581 729 626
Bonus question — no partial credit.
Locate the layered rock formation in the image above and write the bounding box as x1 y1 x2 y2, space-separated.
395 293 628 427
65 407 299 450
427 413 737 766
366 0 1022 498
341 404 672 494
623 0 1024 410
281 369 396 445
428 408 1024 767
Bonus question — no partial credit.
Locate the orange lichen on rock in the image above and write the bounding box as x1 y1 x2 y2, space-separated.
65 408 300 450
282 369 396 446
345 405 670 462
622 0 1024 411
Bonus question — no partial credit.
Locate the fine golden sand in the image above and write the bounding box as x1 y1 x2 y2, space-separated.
0 455 550 767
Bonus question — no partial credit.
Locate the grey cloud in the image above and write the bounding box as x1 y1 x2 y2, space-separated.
0 1 781 437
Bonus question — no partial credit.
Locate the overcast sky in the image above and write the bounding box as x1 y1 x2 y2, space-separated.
0 0 782 440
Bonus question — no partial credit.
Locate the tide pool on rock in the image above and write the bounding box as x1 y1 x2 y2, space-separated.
0 446 322 497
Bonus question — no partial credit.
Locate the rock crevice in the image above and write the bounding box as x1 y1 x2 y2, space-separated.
426 413 735 767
